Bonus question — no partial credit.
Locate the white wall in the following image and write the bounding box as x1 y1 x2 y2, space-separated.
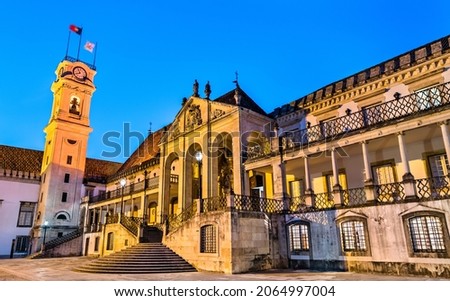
0 177 40 257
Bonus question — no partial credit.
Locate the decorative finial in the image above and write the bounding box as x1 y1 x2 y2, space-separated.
148 122 153 136
182 97 187 105
193 79 199 97
204 81 211 99
232 71 239 88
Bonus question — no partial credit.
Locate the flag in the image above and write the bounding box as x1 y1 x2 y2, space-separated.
69 24 82 35
84 41 95 53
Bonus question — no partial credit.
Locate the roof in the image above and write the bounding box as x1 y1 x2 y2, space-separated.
214 86 267 116
270 34 450 118
114 128 164 174
0 145 43 174
0 144 121 182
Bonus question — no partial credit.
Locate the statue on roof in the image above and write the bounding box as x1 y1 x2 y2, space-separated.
204 81 211 99
193 79 199 97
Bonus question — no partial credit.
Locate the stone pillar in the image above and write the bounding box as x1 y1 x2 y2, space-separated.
397 132 417 200
303 156 315 207
271 160 289 210
440 121 450 167
331 148 344 206
361 141 376 202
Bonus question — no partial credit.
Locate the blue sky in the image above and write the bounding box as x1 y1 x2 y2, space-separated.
0 0 449 163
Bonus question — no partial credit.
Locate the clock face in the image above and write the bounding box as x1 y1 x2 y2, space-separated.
73 66 87 80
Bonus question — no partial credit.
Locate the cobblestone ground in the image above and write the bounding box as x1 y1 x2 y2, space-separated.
0 257 448 281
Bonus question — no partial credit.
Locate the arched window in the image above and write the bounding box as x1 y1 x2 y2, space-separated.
200 224 217 253
56 214 67 220
288 222 310 254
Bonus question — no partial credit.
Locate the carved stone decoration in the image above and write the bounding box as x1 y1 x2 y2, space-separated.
212 109 225 119
170 121 180 139
186 104 202 130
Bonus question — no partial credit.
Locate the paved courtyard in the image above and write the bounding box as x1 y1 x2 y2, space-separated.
0 257 447 281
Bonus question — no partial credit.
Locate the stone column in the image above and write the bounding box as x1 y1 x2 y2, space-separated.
397 132 417 200
331 148 344 206
440 121 450 167
303 156 314 207
271 159 289 210
362 141 376 202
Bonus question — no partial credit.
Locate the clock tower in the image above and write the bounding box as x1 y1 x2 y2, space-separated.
32 59 96 253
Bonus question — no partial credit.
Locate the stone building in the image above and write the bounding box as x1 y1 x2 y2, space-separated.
1 34 450 277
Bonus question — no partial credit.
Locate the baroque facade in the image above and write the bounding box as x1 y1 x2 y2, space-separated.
1 35 450 277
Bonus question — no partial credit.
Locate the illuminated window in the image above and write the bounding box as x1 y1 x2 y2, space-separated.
289 223 310 254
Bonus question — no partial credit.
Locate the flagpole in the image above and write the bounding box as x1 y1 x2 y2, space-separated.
65 31 71 58
76 27 83 61
93 41 98 66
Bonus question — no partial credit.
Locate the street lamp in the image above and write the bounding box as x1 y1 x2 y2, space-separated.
120 178 127 214
195 151 203 200
42 220 49 250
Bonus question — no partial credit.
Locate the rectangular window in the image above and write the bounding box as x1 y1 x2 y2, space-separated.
94 237 100 252
64 173 70 183
61 192 68 202
17 202 36 227
200 225 217 253
409 216 446 253
289 223 310 254
372 163 396 185
15 235 30 253
67 155 72 165
341 220 367 252
428 154 450 178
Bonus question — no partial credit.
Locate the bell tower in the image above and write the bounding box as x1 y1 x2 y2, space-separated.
32 59 96 252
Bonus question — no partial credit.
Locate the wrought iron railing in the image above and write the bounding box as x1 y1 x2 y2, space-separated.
167 201 197 233
120 215 139 236
233 194 284 213
85 223 102 233
289 195 306 211
89 175 179 204
201 196 227 213
106 213 119 224
343 187 367 206
280 82 450 152
415 176 450 201
43 228 83 251
314 192 335 209
375 182 405 203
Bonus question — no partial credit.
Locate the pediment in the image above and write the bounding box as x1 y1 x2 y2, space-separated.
164 97 235 141
335 210 368 222
398 203 445 217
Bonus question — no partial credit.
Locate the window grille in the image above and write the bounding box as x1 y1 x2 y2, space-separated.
200 225 217 253
341 220 367 251
409 216 446 252
289 223 310 254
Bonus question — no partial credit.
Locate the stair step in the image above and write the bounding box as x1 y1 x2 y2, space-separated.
75 243 196 274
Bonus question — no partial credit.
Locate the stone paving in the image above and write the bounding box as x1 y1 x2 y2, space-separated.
0 256 447 281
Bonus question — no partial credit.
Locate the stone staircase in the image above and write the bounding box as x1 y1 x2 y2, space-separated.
75 243 196 274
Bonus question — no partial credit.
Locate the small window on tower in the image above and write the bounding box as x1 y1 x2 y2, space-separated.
61 192 68 202
69 96 80 115
64 173 70 183
67 155 73 165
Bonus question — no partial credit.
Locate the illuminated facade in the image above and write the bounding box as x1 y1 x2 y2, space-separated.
1 35 450 277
